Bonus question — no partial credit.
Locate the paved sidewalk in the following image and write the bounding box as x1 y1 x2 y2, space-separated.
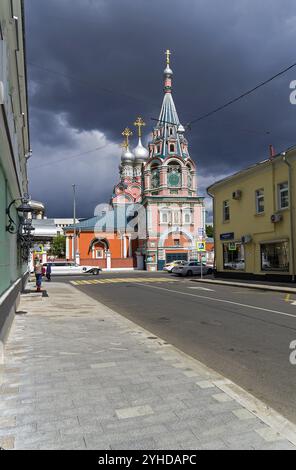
0 282 296 450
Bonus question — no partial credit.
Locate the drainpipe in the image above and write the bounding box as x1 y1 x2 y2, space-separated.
207 188 216 275
283 153 295 282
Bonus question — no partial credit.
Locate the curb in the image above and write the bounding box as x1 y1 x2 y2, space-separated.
190 278 296 294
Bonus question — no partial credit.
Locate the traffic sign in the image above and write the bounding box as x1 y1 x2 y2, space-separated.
196 241 206 252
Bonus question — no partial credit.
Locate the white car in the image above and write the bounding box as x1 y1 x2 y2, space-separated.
43 262 101 275
163 260 187 272
172 261 213 277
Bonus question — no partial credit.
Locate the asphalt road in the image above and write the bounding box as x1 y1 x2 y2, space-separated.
52 271 296 423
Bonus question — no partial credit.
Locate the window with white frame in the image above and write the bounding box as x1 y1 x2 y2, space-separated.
95 249 104 259
183 210 191 224
278 182 289 209
160 209 170 224
223 200 230 222
173 211 180 224
255 189 264 214
161 212 168 223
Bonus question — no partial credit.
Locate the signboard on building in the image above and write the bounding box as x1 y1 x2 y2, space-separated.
220 232 234 241
228 242 236 251
158 249 165 260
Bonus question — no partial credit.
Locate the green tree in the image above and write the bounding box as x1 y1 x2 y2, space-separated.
50 235 66 258
206 224 214 238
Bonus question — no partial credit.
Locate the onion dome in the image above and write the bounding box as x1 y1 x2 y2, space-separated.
121 146 135 163
134 137 149 162
164 63 173 76
133 116 148 162
121 127 135 163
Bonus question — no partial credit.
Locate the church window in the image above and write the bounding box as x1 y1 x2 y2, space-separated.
184 212 191 224
174 239 180 246
160 212 168 224
151 167 160 188
173 211 180 224
168 164 181 187
169 144 175 153
95 249 104 259
169 127 173 136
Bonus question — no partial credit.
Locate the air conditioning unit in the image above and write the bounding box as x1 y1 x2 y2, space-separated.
271 213 283 223
232 190 242 200
241 234 252 244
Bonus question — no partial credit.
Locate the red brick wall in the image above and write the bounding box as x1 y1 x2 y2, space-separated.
79 258 107 269
111 258 136 268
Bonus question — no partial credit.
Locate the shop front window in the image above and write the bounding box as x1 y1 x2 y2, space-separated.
223 243 245 270
261 241 289 272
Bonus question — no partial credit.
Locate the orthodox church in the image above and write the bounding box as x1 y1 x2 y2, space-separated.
64 51 205 271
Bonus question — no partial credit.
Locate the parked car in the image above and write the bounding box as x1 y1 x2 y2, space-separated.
172 261 213 277
163 260 187 272
42 262 101 275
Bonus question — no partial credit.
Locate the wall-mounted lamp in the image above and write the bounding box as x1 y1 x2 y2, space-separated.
6 195 32 234
6 195 37 261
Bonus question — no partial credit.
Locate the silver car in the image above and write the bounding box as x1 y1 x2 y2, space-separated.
172 261 213 277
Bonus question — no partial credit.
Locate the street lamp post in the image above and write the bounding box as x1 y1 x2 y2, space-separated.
72 184 76 264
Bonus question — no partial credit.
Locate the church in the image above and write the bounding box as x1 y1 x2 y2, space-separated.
64 51 205 271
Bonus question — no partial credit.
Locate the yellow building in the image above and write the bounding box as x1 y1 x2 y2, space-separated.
208 147 296 282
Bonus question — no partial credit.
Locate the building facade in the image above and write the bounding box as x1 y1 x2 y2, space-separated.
0 0 30 358
208 147 296 281
64 52 205 270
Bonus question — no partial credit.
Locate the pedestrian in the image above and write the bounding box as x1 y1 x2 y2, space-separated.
46 262 52 281
34 259 43 292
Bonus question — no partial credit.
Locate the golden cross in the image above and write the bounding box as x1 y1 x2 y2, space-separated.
121 127 133 147
120 140 128 150
165 49 171 65
134 116 146 137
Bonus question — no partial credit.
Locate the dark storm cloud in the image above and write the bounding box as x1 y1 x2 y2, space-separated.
25 0 296 217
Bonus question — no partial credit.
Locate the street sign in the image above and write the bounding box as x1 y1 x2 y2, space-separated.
33 244 45 254
228 242 236 251
198 227 204 236
196 241 206 252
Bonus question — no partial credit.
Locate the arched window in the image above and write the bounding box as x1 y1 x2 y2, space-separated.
169 143 175 153
151 163 160 189
167 161 181 187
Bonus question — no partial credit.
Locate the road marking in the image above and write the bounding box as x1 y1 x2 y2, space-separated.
70 277 177 286
187 286 215 291
137 283 296 320
285 294 291 302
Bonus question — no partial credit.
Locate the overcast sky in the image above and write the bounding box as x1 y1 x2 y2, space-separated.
25 0 296 220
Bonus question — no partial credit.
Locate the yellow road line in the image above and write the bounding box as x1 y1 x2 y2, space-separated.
71 277 178 286
285 293 291 302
